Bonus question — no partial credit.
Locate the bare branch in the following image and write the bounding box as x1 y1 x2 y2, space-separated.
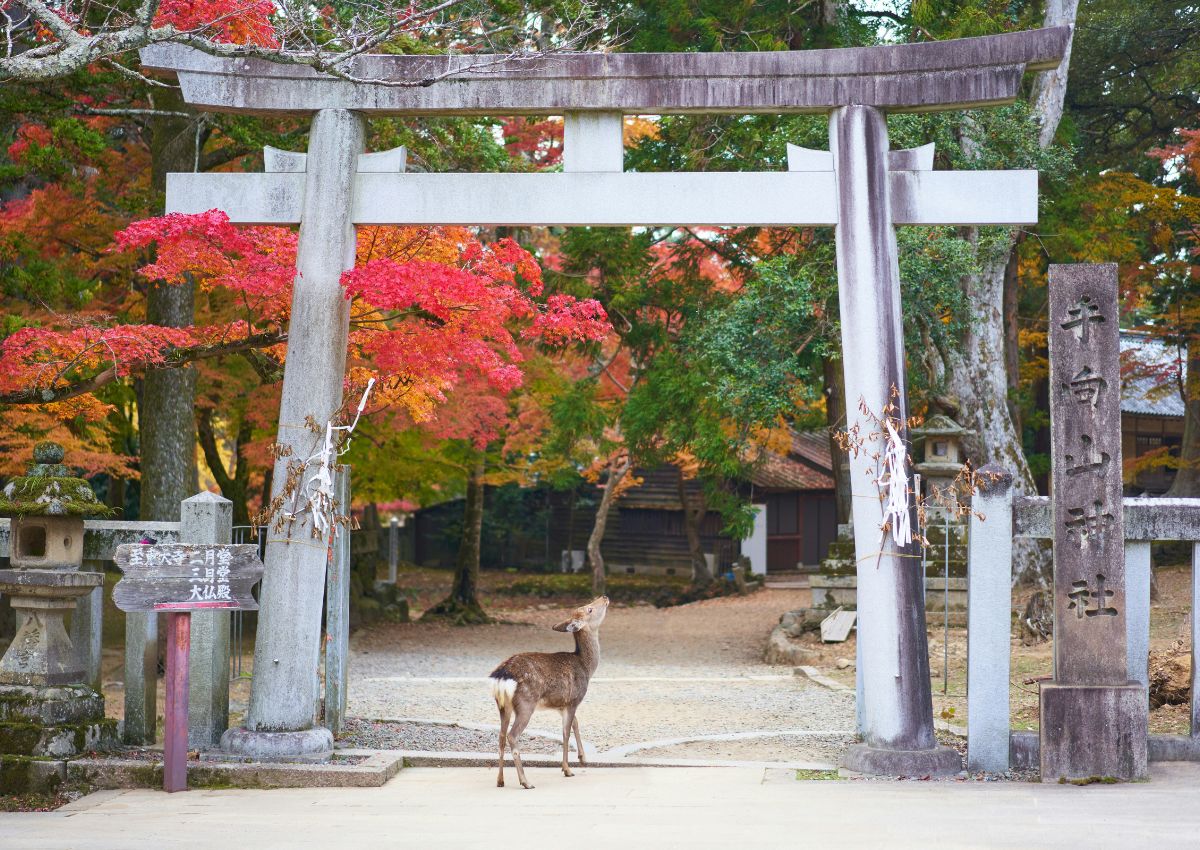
1 0 609 84
76 105 192 118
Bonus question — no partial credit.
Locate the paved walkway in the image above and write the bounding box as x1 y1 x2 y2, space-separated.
345 589 857 763
5 763 1200 849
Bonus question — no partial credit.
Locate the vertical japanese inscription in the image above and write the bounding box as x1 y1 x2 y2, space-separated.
1048 264 1127 683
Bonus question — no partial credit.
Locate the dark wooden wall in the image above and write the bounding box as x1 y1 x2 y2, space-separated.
764 489 838 572
412 467 740 573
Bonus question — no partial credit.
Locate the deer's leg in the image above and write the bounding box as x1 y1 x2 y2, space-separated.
507 699 536 789
497 704 510 787
572 714 587 766
560 708 575 777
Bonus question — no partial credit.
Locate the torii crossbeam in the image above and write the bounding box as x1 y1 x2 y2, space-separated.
141 26 1070 775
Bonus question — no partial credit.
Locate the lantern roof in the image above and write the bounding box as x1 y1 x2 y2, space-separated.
0 442 115 518
910 413 975 439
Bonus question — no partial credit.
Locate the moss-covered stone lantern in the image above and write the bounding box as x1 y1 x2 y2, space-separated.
1 441 113 569
0 442 117 772
910 414 975 515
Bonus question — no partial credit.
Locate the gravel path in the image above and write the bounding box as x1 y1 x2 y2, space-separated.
631 733 856 764
344 589 857 763
337 718 560 754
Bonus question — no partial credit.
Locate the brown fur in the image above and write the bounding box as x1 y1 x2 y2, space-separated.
488 596 608 789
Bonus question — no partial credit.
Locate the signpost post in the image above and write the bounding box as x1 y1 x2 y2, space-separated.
113 542 264 792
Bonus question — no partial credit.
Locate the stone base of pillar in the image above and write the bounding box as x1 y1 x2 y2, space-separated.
840 742 962 777
218 725 333 762
1039 682 1147 782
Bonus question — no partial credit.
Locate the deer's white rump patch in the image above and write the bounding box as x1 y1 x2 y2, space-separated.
490 677 517 709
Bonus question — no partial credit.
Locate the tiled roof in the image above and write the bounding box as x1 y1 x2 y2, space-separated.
750 428 835 490
1121 333 1185 418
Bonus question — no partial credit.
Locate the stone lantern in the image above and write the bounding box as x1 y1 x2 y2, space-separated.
0 441 117 764
910 414 975 515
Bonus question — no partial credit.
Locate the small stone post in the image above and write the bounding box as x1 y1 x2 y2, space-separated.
1190 545 1200 734
830 105 958 776
1124 542 1152 687
966 465 1014 773
324 467 350 734
388 515 399 584
182 491 233 749
1040 263 1147 781
123 613 157 744
71 567 105 690
1193 542 1200 739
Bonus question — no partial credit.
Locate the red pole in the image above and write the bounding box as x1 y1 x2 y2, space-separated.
163 611 191 793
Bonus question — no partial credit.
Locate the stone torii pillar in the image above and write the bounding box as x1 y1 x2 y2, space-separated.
828 105 957 774
141 27 1069 770
222 110 364 758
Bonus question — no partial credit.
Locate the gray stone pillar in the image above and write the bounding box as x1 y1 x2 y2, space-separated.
1124 541 1151 687
829 105 957 776
966 465 1014 773
227 108 364 758
123 612 157 744
1193 542 1200 739
324 467 350 734
71 565 105 691
388 516 399 584
182 492 233 749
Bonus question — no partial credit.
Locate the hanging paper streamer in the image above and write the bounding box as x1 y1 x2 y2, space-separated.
280 378 376 538
879 420 912 547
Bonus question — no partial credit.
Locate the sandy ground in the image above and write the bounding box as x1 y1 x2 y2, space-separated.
92 562 1193 763
803 562 1196 734
345 588 858 764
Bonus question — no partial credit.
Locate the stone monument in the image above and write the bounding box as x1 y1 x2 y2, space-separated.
0 442 117 779
1040 264 1147 781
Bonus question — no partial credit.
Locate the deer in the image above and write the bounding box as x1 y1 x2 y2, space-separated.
488 595 609 789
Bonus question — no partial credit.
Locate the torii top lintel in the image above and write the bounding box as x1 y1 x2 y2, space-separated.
139 27 1069 117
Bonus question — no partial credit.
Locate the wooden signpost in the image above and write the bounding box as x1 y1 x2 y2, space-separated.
113 543 264 792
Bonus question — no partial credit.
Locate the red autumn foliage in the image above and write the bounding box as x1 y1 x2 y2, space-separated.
2 209 609 449
153 0 279 47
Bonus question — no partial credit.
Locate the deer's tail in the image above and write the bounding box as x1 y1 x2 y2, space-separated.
489 669 517 710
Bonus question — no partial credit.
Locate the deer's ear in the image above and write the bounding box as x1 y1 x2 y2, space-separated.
553 619 580 633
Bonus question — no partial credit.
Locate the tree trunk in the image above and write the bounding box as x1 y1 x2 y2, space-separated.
1030 0 1081 150
677 468 713 587
823 356 852 525
140 90 205 522
587 455 630 596
1003 234 1024 433
939 254 1049 584
425 455 490 623
1166 344 1200 497
938 1 1078 583
196 408 253 526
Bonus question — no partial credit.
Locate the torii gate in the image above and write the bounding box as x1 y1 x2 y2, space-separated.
141 27 1069 775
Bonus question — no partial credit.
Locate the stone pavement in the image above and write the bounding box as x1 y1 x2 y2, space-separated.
4 763 1199 849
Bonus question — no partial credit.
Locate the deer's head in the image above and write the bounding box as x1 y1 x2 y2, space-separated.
553 596 609 633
